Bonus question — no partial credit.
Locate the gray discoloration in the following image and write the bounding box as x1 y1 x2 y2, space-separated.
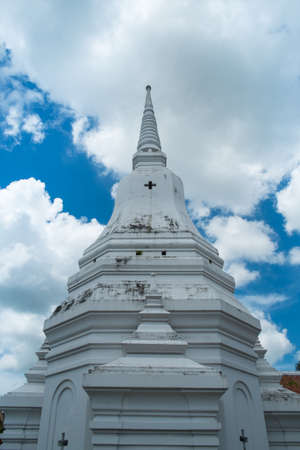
128 222 152 232
64 299 74 311
123 281 147 296
52 288 93 315
52 282 150 315
78 288 93 303
52 282 213 316
53 304 62 314
115 256 131 265
164 215 179 231
118 215 154 233
118 214 181 234
94 281 148 300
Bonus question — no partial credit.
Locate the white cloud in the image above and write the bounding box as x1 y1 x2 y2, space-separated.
0 354 19 371
72 115 88 145
0 72 45 144
1 1 300 212
254 310 294 364
289 247 300 264
204 215 284 287
188 203 211 221
0 178 103 393
242 293 287 307
227 262 259 287
72 116 132 173
205 215 282 263
0 308 44 370
0 242 31 282
240 296 294 366
4 108 45 144
0 178 103 312
277 166 300 233
22 113 45 143
3 105 22 137
3 107 45 144
110 182 120 199
0 308 45 394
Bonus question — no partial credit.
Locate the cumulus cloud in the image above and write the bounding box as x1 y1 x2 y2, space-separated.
205 215 282 263
3 105 21 138
289 247 300 264
72 116 88 145
204 215 284 286
0 242 31 282
0 308 44 371
203 215 288 288
0 178 103 393
1 1 300 212
0 55 46 145
72 115 130 172
227 262 259 287
0 308 45 395
3 107 45 144
240 295 294 365
110 182 120 199
0 178 103 313
277 166 300 233
254 309 294 364
22 113 45 143
241 293 288 308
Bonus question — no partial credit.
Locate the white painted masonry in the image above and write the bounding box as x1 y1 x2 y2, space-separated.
1 86 299 449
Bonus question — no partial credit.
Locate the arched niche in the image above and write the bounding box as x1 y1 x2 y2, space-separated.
233 381 254 450
47 379 75 450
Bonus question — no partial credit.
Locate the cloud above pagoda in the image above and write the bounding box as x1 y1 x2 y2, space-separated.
1 0 300 215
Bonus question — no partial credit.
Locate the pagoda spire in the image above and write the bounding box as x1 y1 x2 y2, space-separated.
137 85 161 152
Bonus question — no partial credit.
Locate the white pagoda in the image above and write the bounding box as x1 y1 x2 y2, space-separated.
1 86 300 450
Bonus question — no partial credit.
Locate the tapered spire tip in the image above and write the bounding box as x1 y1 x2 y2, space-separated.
137 84 161 152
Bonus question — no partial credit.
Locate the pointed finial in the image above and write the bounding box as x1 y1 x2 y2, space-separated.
137 85 161 152
144 85 153 108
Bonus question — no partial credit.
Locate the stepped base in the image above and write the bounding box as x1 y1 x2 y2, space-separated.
84 369 227 449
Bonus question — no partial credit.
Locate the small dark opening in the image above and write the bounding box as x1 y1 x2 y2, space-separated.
93 258 97 263
209 259 212 264
161 250 167 256
136 250 143 256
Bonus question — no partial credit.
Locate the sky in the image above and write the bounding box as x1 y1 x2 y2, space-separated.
0 0 300 394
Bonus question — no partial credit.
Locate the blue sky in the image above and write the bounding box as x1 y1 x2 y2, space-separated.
1 0 300 394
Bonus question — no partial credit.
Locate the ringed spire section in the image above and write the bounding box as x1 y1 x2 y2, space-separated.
133 85 167 169
137 85 161 152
